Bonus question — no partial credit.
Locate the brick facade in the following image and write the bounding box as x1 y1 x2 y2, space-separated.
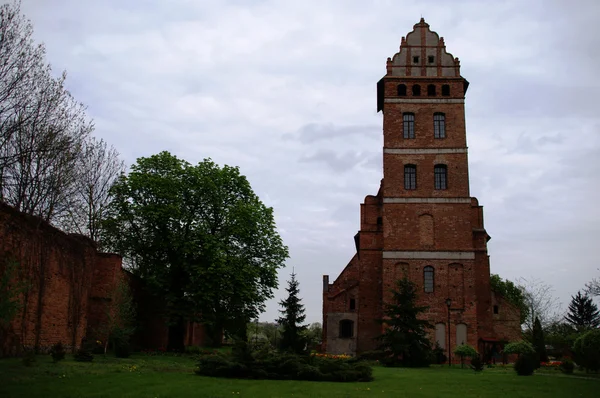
322 19 521 362
0 201 207 356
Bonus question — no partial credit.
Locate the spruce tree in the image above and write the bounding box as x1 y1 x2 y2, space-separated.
377 278 433 367
277 272 307 354
531 316 548 367
565 291 600 330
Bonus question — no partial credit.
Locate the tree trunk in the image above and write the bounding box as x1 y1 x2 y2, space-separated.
167 315 185 352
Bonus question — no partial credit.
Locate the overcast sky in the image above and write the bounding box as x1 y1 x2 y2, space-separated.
19 0 600 323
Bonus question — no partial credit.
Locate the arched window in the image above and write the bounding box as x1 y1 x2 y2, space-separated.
427 84 436 96
412 84 421 96
434 164 447 190
404 164 417 190
397 84 407 96
424 266 434 292
456 323 467 346
339 320 354 338
442 84 450 96
435 323 446 349
434 113 446 139
403 113 415 139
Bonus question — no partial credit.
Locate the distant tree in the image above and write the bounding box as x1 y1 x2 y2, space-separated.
531 316 548 367
565 291 600 330
490 274 529 325
103 152 288 350
277 272 307 354
377 278 433 367
302 322 322 350
545 321 578 359
516 277 561 333
585 274 600 297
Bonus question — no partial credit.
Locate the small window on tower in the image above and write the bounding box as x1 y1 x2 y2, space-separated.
413 55 420 64
403 113 415 138
376 217 382 226
434 164 448 190
428 55 435 64
350 298 356 311
404 164 417 190
424 266 434 293
442 84 450 96
493 305 499 314
397 84 407 96
434 113 446 139
412 85 421 96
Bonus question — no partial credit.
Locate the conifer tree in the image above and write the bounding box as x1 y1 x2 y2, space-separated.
277 272 307 354
531 316 548 367
377 278 433 367
565 291 600 330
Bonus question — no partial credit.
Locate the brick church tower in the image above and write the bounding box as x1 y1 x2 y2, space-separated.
322 19 520 361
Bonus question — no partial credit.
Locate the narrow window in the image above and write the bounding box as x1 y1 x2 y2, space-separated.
339 320 354 338
424 266 434 293
404 165 417 190
427 84 436 96
403 113 415 138
434 113 446 138
493 305 499 314
397 84 407 96
349 298 356 311
428 55 435 64
413 55 420 64
412 84 421 96
434 165 447 190
376 217 382 226
442 84 450 96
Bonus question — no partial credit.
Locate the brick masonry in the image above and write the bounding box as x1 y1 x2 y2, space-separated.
322 19 521 362
0 201 207 356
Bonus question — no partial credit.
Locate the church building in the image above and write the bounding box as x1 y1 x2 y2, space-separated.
321 19 521 362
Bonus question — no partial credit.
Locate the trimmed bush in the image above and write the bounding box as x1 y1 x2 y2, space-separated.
357 350 386 361
504 341 535 357
559 358 574 374
470 355 484 372
74 349 94 362
22 349 36 367
573 329 600 372
50 342 66 363
454 345 478 368
195 351 373 382
514 355 535 376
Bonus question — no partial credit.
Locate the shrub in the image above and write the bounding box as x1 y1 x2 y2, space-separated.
357 350 386 361
74 349 94 362
22 348 36 367
114 340 131 358
432 343 447 365
470 355 484 372
504 341 535 357
454 345 478 368
195 351 373 382
573 329 600 372
50 342 66 363
514 354 535 376
559 358 574 374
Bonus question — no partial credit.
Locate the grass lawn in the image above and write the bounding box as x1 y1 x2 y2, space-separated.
0 354 598 398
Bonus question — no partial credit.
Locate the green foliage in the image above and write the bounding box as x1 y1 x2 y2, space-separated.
532 316 548 367
573 329 600 372
21 349 36 367
302 322 322 351
102 152 288 349
470 355 484 372
107 280 136 357
0 260 26 327
514 354 535 376
73 349 94 362
357 350 387 361
559 358 575 374
490 274 529 325
195 351 373 382
432 343 447 365
504 341 535 357
50 342 66 363
454 345 478 368
277 272 307 354
545 322 579 358
565 291 600 330
377 278 433 367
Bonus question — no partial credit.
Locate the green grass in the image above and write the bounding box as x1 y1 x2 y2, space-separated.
0 354 598 397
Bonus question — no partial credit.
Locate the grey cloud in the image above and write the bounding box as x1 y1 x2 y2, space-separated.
285 123 380 144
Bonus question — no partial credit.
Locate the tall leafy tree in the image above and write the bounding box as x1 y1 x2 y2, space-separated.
565 291 600 330
490 274 529 325
102 151 288 350
277 272 307 354
377 278 433 367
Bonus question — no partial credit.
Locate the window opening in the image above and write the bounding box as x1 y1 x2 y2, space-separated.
404 165 417 190
412 84 421 96
403 113 415 139
427 84 436 96
442 84 450 96
339 320 354 338
434 165 447 190
397 84 407 96
434 113 446 138
424 266 434 292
